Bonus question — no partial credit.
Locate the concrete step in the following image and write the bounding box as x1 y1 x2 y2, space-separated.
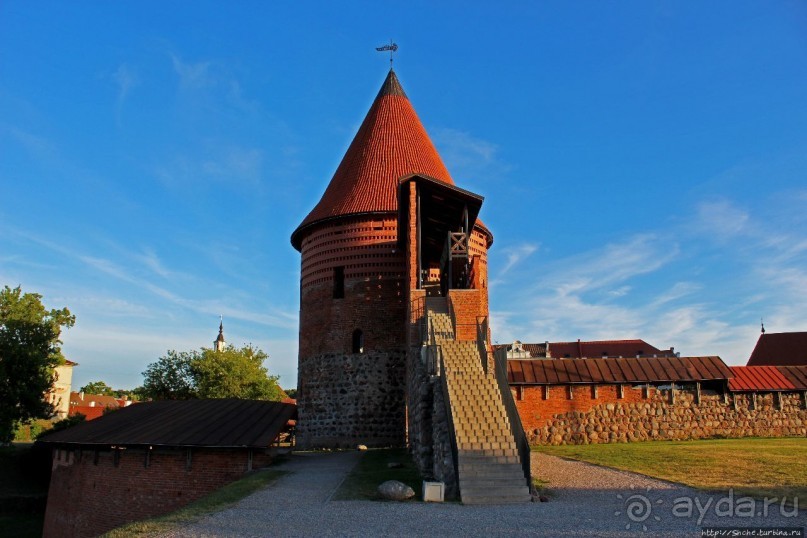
460 475 528 490
461 493 532 505
460 485 531 505
457 463 525 477
458 453 521 463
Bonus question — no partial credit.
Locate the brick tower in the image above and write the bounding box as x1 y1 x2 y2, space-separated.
292 69 495 453
292 69 530 502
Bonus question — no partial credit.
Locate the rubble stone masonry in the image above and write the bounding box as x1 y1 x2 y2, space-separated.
516 384 807 445
297 350 406 448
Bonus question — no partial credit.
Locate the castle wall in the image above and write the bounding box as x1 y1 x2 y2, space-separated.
43 447 273 538
515 384 807 445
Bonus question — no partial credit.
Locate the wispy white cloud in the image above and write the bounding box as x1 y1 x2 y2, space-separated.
3 125 56 157
500 243 539 274
5 226 298 331
533 234 679 296
491 191 807 365
695 199 749 240
171 54 212 90
156 144 265 189
113 63 138 104
432 128 512 181
135 249 172 279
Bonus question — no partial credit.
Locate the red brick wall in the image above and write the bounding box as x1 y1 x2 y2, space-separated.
514 383 648 433
298 215 407 358
43 447 273 538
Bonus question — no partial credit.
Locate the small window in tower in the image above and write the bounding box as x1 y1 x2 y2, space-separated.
333 266 345 299
352 329 364 354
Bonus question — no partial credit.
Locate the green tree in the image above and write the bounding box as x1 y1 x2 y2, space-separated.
141 344 284 401
193 345 285 400
0 286 75 444
79 380 114 396
141 350 197 400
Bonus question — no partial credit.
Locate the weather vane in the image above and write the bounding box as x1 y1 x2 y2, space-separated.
376 40 398 68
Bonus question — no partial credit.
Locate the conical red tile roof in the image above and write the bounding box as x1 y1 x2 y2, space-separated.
291 70 456 250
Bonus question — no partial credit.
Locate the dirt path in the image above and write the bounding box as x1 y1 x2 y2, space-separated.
159 451 804 537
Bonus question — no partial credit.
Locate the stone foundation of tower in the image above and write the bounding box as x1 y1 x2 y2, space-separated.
296 350 406 448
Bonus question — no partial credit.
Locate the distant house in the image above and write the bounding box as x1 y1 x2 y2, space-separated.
48 360 77 419
747 331 807 367
494 339 676 360
38 398 297 538
69 391 134 420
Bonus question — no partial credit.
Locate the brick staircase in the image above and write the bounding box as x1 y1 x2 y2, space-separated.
426 298 531 504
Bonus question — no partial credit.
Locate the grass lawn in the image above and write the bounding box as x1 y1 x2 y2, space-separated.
332 448 423 501
103 468 286 537
535 437 807 501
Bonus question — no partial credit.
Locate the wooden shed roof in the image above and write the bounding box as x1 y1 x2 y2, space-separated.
37 399 296 449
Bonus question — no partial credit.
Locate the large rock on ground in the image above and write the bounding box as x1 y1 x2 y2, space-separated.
377 480 415 501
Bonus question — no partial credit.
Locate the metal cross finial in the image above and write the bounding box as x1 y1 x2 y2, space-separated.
376 40 399 68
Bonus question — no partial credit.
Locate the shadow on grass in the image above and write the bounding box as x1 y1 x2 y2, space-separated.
332 448 423 501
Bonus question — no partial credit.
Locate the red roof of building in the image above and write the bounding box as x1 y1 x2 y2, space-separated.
728 366 795 391
292 70 489 249
747 332 807 366
69 392 123 408
548 339 670 359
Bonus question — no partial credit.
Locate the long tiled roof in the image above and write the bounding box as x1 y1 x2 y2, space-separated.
38 399 296 448
747 332 807 366
728 365 807 391
507 356 732 385
292 70 468 250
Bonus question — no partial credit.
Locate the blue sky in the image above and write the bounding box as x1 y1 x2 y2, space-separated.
2 2 806 390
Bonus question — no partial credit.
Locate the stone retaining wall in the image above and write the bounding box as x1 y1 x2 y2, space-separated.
527 389 807 445
406 347 457 498
296 350 406 448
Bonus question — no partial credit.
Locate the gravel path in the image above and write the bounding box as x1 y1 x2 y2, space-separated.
160 451 804 537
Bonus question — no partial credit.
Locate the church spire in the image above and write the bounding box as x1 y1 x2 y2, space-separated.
215 316 225 351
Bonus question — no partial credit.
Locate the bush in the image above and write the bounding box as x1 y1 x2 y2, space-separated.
36 414 85 439
12 420 53 443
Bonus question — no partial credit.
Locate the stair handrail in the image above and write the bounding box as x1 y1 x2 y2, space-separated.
438 345 460 495
481 317 533 491
475 316 489 375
